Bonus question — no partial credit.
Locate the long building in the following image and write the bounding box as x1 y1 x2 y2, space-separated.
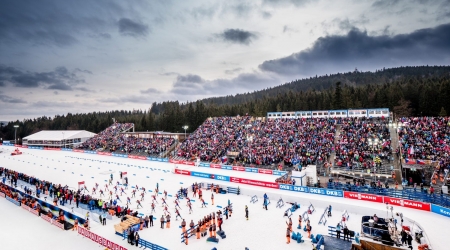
23 130 96 149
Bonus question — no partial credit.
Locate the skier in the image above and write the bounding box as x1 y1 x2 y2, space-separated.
188 201 193 214
127 197 131 205
245 205 249 220
152 195 158 204
161 197 168 207
131 189 136 198
211 193 214 205
201 198 207 208
136 200 143 209
140 192 145 201
99 189 104 197
175 208 182 221
92 187 96 195
151 202 156 213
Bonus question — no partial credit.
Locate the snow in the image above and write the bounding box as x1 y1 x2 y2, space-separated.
0 145 447 250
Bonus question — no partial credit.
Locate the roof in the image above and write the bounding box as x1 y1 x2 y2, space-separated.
23 130 96 141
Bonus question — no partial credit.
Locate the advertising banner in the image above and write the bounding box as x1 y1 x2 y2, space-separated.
169 159 181 164
278 184 309 193
308 187 343 197
97 152 112 156
183 161 195 166
257 169 273 175
199 163 210 167
175 169 191 176
344 191 384 203
431 204 450 218
210 164 221 169
384 197 431 211
245 167 258 173
190 171 212 179
272 170 286 176
221 165 233 170
78 227 128 250
73 149 84 153
229 177 279 189
6 196 21 206
214 174 230 182
232 166 245 171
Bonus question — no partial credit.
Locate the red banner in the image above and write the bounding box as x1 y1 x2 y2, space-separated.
14 144 22 147
210 164 221 169
73 149 84 153
169 159 181 164
97 152 112 156
29 208 39 216
22 145 28 148
230 176 279 189
232 166 245 171
183 161 195 166
344 191 384 203
78 227 127 250
44 147 61 151
384 197 431 211
175 169 191 176
129 155 147 160
258 169 273 175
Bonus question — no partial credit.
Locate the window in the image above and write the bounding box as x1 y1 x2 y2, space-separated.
349 111 354 115
361 111 366 114
277 114 281 117
376 110 381 114
318 112 322 115
313 112 317 116
382 110 388 114
287 114 290 116
330 112 335 115
369 110 375 114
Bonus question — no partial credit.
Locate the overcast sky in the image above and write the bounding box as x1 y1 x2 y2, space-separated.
1 0 450 121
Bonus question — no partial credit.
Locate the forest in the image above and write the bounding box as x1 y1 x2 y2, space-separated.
1 65 449 141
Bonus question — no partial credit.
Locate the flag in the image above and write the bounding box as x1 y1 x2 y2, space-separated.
416 159 426 165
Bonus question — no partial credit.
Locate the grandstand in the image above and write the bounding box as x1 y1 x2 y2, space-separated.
58 110 449 194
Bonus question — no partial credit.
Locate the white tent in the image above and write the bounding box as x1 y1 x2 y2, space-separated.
23 130 96 147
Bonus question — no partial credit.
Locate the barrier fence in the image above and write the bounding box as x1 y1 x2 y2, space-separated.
78 227 128 250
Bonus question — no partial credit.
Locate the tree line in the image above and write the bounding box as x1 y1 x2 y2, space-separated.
1 65 449 141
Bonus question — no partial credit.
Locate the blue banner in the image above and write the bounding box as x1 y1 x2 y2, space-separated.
431 204 450 218
222 165 232 170
6 196 21 206
157 158 163 162
245 167 258 173
162 158 169 162
199 163 210 167
214 174 230 182
272 170 286 176
191 171 212 179
279 184 309 193
309 187 343 197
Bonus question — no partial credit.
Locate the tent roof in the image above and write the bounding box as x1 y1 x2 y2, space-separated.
23 130 96 141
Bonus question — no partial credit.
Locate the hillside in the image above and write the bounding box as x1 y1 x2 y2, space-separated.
2 65 450 140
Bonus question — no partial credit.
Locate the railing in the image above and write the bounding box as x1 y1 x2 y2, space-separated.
116 230 167 250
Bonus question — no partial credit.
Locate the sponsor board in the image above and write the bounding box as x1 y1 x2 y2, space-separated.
22 145 28 148
222 165 233 170
169 159 181 164
210 164 222 169
183 161 195 166
191 171 212 179
230 176 279 189
78 227 127 250
45 147 61 151
344 191 384 203
97 152 112 156
245 167 258 173
129 155 147 160
199 163 210 167
6 196 21 206
0 192 5 198
431 204 450 218
174 169 191 176
258 169 273 175
232 166 245 171
214 174 230 182
162 158 169 162
278 184 309 193
308 187 343 197
384 197 431 211
73 149 84 153
272 170 286 176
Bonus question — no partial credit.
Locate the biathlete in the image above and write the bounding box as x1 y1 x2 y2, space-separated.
136 200 143 208
188 202 193 214
201 198 207 208
131 189 136 198
175 208 182 221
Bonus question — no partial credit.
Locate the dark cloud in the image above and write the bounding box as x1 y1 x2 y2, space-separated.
371 0 400 8
217 29 257 45
0 94 27 103
118 18 149 37
224 68 243 75
140 88 162 94
53 91 59 95
170 72 278 96
0 66 88 90
261 11 272 19
259 23 450 76
159 72 179 76
262 0 313 7
99 33 112 39
0 0 124 46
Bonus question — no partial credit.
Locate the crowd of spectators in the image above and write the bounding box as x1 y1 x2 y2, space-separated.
78 123 134 150
398 117 450 184
78 123 175 156
335 118 392 170
177 116 336 167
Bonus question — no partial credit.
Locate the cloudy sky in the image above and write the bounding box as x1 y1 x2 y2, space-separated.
1 0 450 121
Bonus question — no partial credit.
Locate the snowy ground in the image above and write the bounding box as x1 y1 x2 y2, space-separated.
0 146 447 250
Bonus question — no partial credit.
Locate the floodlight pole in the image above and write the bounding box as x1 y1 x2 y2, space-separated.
14 125 19 145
